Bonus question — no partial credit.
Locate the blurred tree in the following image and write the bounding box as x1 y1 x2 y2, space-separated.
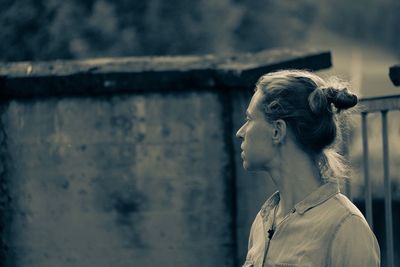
0 0 47 60
233 0 318 51
0 0 242 61
0 0 398 61
320 0 400 55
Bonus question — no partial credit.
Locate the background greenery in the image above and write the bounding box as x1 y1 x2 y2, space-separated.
1 0 399 61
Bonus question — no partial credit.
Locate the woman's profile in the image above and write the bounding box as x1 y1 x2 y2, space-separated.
236 70 380 267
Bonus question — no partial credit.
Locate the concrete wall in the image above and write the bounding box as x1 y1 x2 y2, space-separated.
1 92 235 267
0 49 331 266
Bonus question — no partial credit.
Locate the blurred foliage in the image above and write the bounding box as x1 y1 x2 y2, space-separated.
232 0 317 51
320 0 400 54
0 0 398 61
0 0 316 61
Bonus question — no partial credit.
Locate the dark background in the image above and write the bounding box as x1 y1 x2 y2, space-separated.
1 0 399 62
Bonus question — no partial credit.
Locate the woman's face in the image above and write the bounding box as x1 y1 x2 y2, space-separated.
236 90 275 171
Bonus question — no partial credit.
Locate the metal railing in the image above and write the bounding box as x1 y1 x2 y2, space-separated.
358 94 400 267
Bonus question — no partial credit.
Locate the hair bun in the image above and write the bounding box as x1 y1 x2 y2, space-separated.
322 87 358 110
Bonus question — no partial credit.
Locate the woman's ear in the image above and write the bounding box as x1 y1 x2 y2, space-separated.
272 119 287 144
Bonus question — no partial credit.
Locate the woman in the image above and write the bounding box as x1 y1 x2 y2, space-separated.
236 70 380 267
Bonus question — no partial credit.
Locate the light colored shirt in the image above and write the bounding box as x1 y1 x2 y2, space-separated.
243 182 380 267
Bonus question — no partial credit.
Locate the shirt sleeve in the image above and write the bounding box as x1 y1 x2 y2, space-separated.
247 214 258 251
329 214 380 267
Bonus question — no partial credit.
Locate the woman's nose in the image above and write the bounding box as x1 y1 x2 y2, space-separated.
236 125 244 139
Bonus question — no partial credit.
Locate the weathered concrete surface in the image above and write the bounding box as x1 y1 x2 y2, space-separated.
389 65 400 86
0 49 330 77
1 92 233 267
0 49 333 267
0 49 331 99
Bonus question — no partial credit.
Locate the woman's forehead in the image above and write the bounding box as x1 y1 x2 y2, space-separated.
247 90 264 117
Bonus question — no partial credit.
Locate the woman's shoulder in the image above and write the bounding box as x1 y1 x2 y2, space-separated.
309 192 375 239
330 193 367 220
328 195 380 266
306 191 370 232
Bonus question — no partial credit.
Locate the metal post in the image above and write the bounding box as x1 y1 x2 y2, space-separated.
361 113 373 228
381 111 394 267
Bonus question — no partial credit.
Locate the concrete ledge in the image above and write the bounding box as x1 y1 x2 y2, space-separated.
389 65 400 86
0 49 331 99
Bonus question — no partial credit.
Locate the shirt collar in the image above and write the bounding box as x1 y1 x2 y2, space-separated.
294 181 339 215
260 191 280 220
260 181 340 219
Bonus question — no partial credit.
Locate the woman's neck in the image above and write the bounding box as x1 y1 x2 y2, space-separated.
269 147 323 221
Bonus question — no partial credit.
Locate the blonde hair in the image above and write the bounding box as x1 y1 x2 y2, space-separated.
255 70 357 181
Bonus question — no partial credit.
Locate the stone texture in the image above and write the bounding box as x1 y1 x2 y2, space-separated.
0 49 331 99
1 92 234 267
0 49 333 267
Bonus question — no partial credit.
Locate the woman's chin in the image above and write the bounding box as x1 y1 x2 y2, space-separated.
243 160 265 172
243 161 252 171
242 161 248 170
